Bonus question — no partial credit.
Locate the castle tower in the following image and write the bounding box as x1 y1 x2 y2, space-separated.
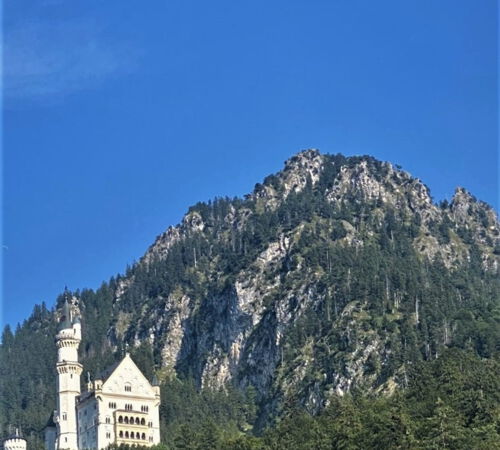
3 429 27 450
54 298 82 450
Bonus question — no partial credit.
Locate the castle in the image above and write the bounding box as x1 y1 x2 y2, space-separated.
43 298 161 450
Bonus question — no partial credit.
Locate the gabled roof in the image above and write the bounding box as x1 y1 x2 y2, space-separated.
99 353 156 398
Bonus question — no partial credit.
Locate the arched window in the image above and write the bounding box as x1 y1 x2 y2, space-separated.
135 417 140 425
140 418 145 426
141 433 146 440
124 417 129 424
125 432 129 439
130 432 135 439
119 431 123 438
129 416 134 424
118 416 123 424
124 383 132 392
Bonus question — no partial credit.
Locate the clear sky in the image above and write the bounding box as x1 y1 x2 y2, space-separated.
2 0 498 329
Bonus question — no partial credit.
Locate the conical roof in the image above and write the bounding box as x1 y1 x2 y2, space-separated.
57 298 72 331
43 414 56 429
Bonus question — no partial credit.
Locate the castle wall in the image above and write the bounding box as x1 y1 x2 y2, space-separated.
44 427 56 450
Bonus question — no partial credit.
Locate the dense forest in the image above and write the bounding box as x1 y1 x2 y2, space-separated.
1 151 499 449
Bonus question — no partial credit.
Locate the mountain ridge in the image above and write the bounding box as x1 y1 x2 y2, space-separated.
108 150 498 413
142 150 497 270
1 149 499 447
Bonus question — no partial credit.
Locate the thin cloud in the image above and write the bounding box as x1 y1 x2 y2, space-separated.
3 18 139 102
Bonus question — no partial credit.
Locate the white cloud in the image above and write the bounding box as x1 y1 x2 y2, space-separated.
3 17 139 101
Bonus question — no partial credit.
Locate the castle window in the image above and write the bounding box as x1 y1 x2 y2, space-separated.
118 416 123 424
129 416 134 424
124 417 129 424
141 433 146 440
124 383 132 392
130 432 135 439
119 431 123 438
105 417 111 424
148 421 152 428
135 417 140 425
108 402 116 409
140 418 145 426
106 432 111 439
62 412 67 421
125 432 129 439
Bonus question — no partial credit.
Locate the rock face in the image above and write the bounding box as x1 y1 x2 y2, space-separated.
105 150 498 421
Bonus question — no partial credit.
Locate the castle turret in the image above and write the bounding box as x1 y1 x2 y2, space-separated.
3 429 27 450
54 297 82 450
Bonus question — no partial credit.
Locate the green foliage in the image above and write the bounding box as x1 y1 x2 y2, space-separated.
148 351 498 449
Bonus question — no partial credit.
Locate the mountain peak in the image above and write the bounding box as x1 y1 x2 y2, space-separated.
284 148 322 169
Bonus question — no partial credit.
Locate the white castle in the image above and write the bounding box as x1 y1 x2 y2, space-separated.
44 297 161 450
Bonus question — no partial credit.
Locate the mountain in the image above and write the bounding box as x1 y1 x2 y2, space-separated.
1 150 499 449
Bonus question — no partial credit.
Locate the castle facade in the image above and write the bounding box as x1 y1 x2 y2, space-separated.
44 299 161 450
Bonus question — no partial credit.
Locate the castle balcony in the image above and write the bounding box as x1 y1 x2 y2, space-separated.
114 410 153 447
56 362 83 375
55 336 80 348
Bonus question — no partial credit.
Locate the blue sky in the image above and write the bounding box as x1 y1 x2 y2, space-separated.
2 0 498 328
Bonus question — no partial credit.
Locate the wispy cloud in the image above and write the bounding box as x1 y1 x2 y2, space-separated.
4 17 138 102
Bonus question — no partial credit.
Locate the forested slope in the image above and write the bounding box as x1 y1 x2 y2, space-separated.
1 150 499 449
